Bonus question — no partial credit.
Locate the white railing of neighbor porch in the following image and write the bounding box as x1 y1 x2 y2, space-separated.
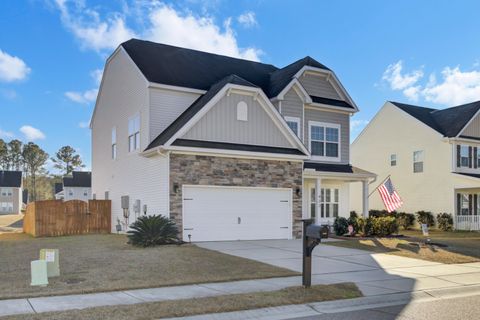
455 215 480 231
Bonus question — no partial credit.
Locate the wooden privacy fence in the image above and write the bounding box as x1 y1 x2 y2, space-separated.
23 200 111 237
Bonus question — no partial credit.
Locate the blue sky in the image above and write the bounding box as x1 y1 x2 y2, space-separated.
1 0 480 171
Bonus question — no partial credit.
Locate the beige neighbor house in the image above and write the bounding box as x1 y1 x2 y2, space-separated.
0 171 23 215
351 101 480 230
91 39 375 242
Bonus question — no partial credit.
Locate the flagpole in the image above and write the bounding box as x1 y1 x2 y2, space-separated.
368 174 391 198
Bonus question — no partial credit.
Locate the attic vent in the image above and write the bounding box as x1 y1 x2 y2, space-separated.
237 101 248 121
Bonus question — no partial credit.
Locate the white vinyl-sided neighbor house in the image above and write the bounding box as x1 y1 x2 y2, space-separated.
91 39 375 241
0 170 23 215
54 171 92 202
351 101 480 230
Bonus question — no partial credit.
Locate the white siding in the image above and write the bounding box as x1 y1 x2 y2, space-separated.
92 49 170 232
149 88 200 142
299 73 342 100
63 187 92 202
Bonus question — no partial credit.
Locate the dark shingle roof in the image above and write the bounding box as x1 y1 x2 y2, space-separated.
311 96 354 109
54 183 63 194
304 162 374 175
145 74 258 150
454 172 480 179
63 171 91 188
390 101 480 137
0 171 22 187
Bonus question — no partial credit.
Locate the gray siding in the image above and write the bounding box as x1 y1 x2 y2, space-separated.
182 93 293 148
304 108 350 164
299 73 342 100
281 88 304 141
462 112 480 138
0 187 21 214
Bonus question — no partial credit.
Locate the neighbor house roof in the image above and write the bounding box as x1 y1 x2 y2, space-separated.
63 171 91 188
390 101 480 137
454 172 480 179
54 182 63 194
0 171 22 188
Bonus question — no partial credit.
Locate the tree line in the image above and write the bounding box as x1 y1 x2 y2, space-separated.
0 139 84 201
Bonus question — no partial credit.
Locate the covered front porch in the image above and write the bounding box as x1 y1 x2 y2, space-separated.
455 186 480 231
303 162 376 226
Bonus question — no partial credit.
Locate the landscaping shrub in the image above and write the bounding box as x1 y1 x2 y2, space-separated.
333 217 349 236
372 216 399 236
350 211 359 219
437 213 453 231
368 209 390 218
396 212 415 230
357 217 374 237
347 216 358 235
416 211 435 227
127 215 179 247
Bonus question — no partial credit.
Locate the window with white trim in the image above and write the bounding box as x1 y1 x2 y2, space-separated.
83 189 88 197
128 114 140 152
460 194 469 215
111 127 117 159
285 116 300 136
68 189 73 196
1 188 12 197
320 188 339 218
477 148 480 168
390 154 397 166
460 145 469 167
413 150 424 173
236 101 248 121
309 122 340 160
0 202 13 212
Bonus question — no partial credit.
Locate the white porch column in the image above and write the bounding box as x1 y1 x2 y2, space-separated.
315 177 321 224
362 179 369 218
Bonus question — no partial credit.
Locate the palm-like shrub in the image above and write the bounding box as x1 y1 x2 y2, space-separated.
127 215 179 247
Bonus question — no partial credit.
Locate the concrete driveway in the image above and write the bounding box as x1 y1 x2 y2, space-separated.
197 239 480 296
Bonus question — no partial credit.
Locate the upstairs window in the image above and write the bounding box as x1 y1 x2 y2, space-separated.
111 127 117 159
1 188 12 197
460 145 469 167
390 154 397 166
128 114 140 152
236 101 248 121
285 117 300 136
309 122 340 159
413 150 424 173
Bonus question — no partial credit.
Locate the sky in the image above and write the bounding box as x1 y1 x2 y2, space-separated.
1 0 480 172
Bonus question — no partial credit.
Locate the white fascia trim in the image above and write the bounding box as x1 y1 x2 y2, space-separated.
148 82 207 95
276 79 312 103
446 137 480 145
163 83 310 156
167 147 308 161
305 103 354 115
90 46 149 129
456 108 480 138
293 66 359 112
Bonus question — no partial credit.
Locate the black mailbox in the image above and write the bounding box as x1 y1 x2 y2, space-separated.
306 224 329 239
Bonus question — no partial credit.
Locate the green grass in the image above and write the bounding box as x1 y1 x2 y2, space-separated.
0 233 298 300
0 283 361 320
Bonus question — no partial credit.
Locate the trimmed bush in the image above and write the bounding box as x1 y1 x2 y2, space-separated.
369 209 390 218
372 216 399 236
396 212 415 230
416 211 435 227
357 217 374 237
437 213 453 231
127 215 179 247
350 211 359 219
347 216 358 235
333 217 349 236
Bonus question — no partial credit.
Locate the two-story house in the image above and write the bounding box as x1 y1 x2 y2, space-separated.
0 171 23 215
91 39 375 241
54 171 92 201
351 101 480 230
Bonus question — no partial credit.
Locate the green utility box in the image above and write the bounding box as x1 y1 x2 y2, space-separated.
31 260 48 286
40 249 60 277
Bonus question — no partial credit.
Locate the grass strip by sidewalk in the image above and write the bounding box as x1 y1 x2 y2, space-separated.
1 283 361 320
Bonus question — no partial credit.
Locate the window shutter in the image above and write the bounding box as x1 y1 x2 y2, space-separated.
475 194 478 215
469 146 473 168
457 193 461 215
469 194 473 215
475 147 478 169
456 145 461 167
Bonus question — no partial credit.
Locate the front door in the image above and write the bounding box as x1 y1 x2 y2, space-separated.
308 185 339 225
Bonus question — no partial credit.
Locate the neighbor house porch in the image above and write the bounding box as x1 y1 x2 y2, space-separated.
303 162 376 226
455 187 480 231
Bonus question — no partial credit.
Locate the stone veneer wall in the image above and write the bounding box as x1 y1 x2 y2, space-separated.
169 153 303 239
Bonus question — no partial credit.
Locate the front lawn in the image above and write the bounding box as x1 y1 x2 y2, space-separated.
327 229 480 264
0 283 361 320
0 233 297 300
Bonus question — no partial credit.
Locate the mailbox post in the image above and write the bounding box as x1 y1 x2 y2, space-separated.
302 219 329 288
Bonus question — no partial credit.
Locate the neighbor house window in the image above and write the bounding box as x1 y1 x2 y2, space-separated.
320 188 339 218
0 202 13 212
285 116 300 136
413 150 424 173
111 127 117 159
236 101 248 121
83 189 88 197
460 145 469 167
390 154 397 166
128 114 140 152
1 188 12 197
477 148 480 168
309 122 340 160
105 191 109 200
68 189 73 196
460 194 470 215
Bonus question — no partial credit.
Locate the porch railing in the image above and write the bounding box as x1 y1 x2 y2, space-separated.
455 215 480 231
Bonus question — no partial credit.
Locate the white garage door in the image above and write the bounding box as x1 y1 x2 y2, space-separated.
183 186 292 242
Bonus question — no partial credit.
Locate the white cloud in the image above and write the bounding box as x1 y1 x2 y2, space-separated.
350 119 369 132
0 49 31 82
402 86 421 102
237 11 257 28
382 60 423 90
20 125 45 141
65 89 98 104
54 1 262 61
90 69 103 85
0 129 15 139
78 121 90 128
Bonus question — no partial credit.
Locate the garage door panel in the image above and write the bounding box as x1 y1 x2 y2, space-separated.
183 186 292 242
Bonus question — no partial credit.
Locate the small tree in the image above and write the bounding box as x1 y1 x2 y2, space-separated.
51 146 85 175
22 142 49 201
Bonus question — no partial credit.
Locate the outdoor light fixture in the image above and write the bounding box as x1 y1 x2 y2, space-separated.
296 188 301 196
173 183 179 193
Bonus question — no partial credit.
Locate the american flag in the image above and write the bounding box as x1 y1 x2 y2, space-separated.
378 178 403 212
